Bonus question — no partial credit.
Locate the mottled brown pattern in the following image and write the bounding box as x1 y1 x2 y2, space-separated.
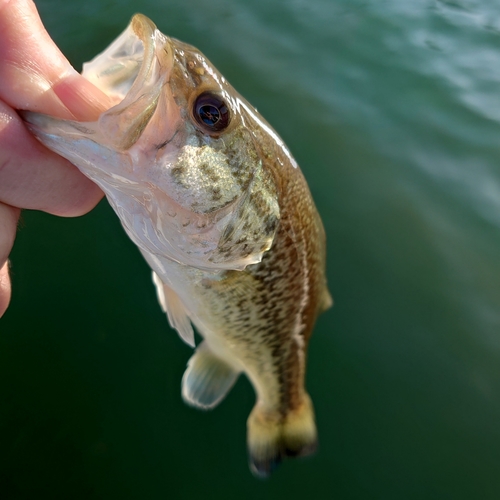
150 23 328 415
195 141 329 416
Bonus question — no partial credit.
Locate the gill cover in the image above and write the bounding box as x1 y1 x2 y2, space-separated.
23 14 280 271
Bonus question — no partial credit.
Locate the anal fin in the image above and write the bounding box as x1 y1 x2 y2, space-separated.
182 341 239 410
152 272 195 347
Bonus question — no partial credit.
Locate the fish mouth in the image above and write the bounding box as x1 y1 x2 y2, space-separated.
83 14 173 104
81 14 175 151
22 14 178 181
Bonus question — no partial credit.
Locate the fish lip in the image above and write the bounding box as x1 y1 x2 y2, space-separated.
82 14 174 103
127 14 174 101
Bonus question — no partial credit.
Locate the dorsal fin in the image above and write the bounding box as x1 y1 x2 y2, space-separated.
319 287 333 313
152 272 195 347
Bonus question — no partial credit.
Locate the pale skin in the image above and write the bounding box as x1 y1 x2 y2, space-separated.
0 0 114 316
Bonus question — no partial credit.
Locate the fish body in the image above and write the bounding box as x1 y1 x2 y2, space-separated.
23 14 331 477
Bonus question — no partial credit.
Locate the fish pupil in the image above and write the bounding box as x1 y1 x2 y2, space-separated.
199 104 220 126
193 92 230 133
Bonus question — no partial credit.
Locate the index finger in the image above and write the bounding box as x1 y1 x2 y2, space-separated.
0 0 113 120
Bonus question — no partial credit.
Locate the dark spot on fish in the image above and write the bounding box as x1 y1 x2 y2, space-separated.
222 221 235 239
211 186 222 201
264 217 278 235
155 129 179 150
66 123 95 134
199 163 220 183
171 165 185 178
250 190 269 215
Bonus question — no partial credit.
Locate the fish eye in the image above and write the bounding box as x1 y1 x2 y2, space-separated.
193 92 230 134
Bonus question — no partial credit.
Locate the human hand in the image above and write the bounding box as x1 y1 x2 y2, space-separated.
0 0 114 317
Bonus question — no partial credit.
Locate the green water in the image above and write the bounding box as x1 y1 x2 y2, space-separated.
2 0 500 498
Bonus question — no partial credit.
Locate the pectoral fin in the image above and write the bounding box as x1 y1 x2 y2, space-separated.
182 341 240 409
152 272 195 348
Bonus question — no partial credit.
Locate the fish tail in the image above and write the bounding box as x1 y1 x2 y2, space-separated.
247 393 317 478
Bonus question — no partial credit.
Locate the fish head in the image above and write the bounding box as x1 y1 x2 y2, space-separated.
24 14 281 271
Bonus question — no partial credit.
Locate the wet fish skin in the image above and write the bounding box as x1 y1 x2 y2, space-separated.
22 14 331 477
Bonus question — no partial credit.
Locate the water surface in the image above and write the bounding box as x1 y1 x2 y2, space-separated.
2 0 500 498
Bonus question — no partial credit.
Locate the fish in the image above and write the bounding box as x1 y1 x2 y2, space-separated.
22 14 332 477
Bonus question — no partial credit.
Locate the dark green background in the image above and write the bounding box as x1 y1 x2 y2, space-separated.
2 0 500 498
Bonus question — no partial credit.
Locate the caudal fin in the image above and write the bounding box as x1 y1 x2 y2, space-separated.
247 394 317 478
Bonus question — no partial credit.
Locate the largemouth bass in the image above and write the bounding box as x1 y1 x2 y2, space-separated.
23 14 331 477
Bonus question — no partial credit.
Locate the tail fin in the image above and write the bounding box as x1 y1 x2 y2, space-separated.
247 394 317 478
